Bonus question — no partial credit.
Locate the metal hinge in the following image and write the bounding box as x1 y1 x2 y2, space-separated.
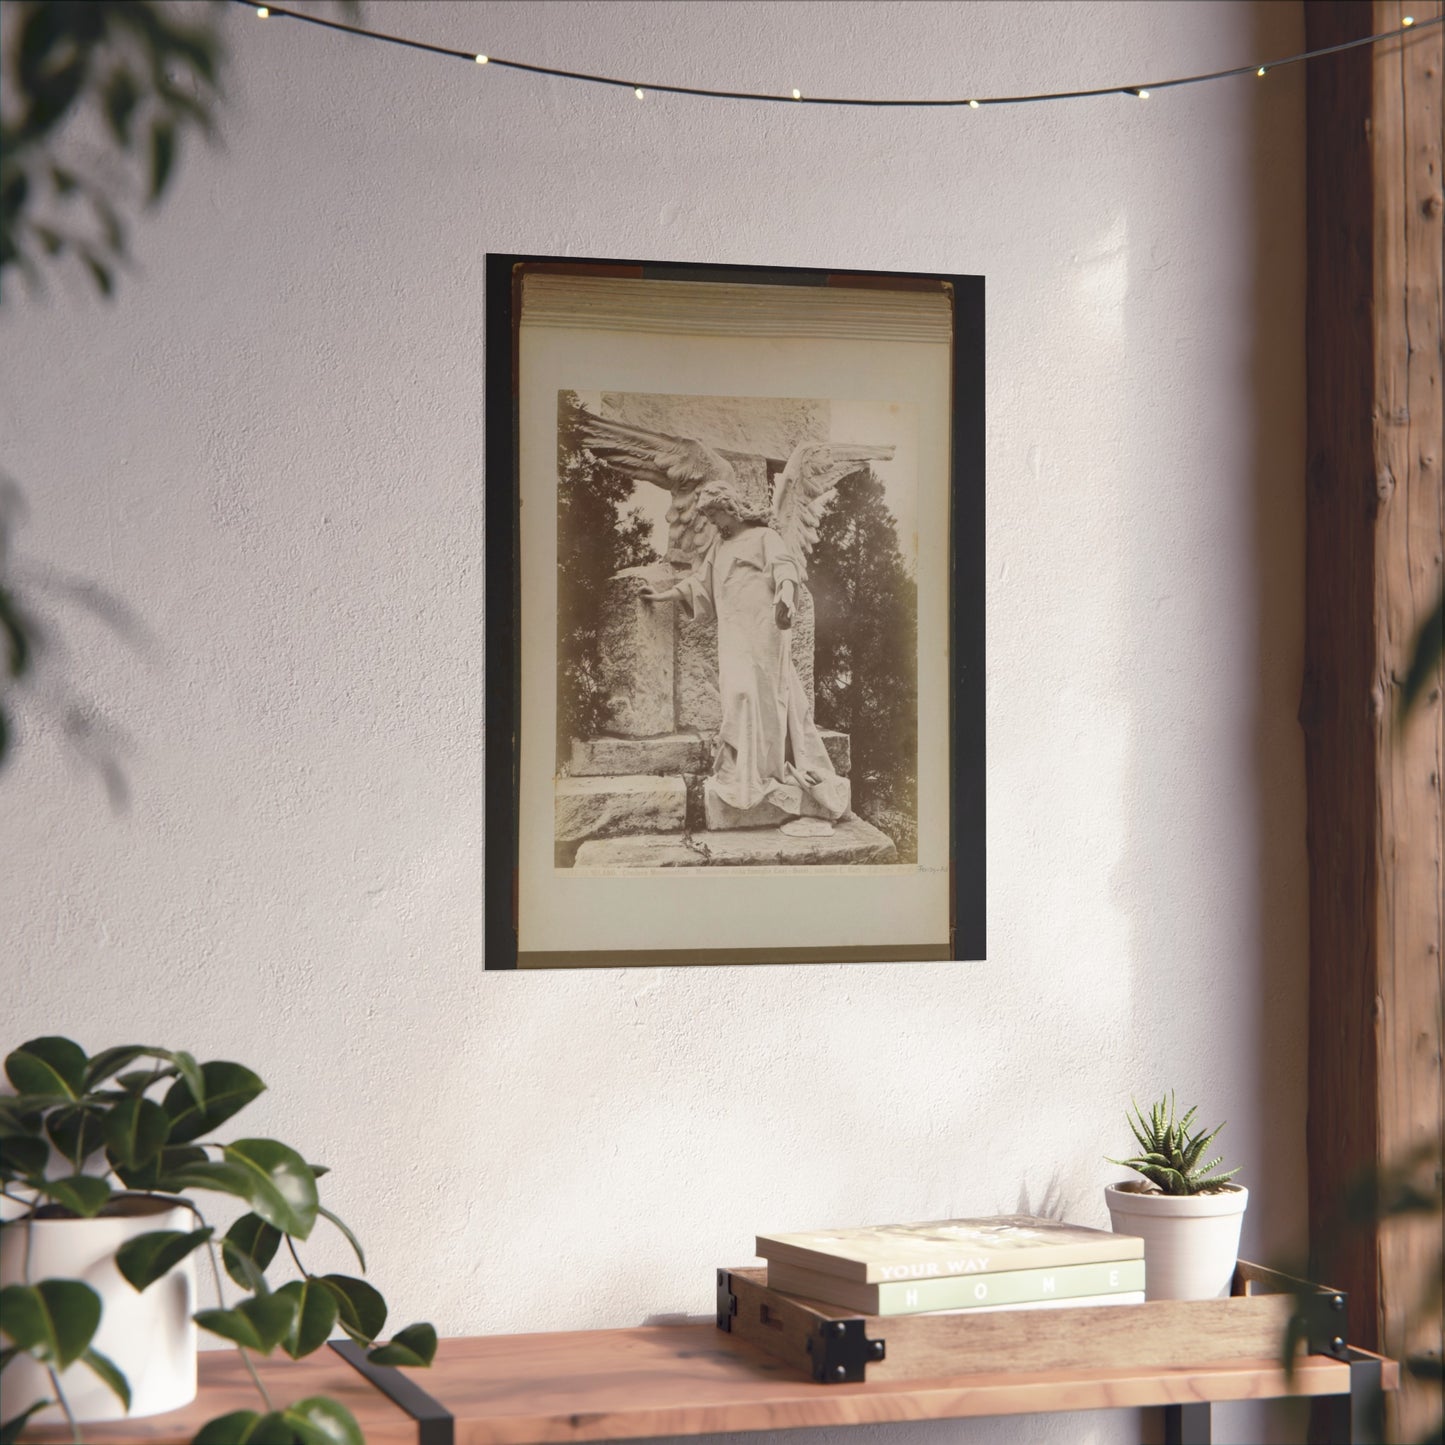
805 1317 886 1382
715 1268 738 1331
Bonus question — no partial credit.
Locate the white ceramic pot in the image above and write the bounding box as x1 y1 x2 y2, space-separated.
1104 1181 1249 1301
0 1194 198 1422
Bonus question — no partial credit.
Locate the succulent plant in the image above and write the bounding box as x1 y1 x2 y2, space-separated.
1108 1092 1241 1196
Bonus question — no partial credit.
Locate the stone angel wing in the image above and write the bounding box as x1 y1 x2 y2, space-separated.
574 413 734 568
770 443 897 582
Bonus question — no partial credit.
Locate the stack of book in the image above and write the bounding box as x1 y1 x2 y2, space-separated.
756 1215 1145 1317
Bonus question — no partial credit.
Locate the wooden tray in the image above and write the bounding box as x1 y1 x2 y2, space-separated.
717 1260 1354 1384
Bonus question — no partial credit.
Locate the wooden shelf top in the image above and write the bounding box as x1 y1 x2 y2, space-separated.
19 1323 1400 1445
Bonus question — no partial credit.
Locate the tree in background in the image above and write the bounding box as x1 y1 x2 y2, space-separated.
555 393 659 766
808 467 918 861
1 0 225 778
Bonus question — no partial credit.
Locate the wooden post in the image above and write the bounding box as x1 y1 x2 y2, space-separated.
1303 3 1444 1440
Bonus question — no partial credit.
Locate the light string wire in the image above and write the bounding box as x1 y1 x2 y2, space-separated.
234 1 1440 107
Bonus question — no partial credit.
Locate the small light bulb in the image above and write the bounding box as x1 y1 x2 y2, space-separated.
1257 66 1267 77
1402 14 1415 24
634 86 644 99
475 53 489 64
792 88 802 100
256 4 269 14
968 99 979 109
1137 89 1149 100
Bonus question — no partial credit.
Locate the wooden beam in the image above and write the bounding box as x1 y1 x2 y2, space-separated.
1303 2 1444 1440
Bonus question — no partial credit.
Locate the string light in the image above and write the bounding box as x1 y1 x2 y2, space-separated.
235 2 1440 110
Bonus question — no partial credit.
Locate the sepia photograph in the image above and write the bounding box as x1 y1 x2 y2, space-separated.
489 258 981 967
554 389 919 873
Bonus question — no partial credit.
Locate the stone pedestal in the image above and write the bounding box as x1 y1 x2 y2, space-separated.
555 775 686 843
596 564 676 738
572 815 897 869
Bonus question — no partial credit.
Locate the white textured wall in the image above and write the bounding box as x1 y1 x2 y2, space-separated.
1 3 1307 1442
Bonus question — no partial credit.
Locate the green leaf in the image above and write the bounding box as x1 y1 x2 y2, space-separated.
46 1104 108 1167
162 1061 264 1144
113 1141 207 1192
0 1095 45 1136
1 1400 53 1444
148 118 176 202
81 1346 131 1410
282 1397 364 1445
223 1213 281 1289
318 1275 385 1346
6 1037 86 1099
367 1322 437 1368
116 1226 213 1291
0 1280 101 1368
0 1134 48 1180
195 1292 298 1355
220 1139 318 1240
193 1411 264 1445
103 1094 171 1168
192 1411 298 1445
114 1066 174 1093
82 253 113 297
102 69 141 145
85 1046 200 1106
35 1173 112 1216
168 1051 205 1112
276 1278 339 1359
163 1158 255 1202
318 1206 365 1273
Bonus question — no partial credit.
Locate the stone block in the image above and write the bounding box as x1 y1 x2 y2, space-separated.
572 815 898 869
597 564 675 738
555 774 686 844
675 613 720 732
570 733 713 777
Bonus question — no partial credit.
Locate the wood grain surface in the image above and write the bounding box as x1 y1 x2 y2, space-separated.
1303 3 1444 1439
728 1266 1304 1382
14 1323 1399 1445
18 1348 417 1445
425 1324 1393 1445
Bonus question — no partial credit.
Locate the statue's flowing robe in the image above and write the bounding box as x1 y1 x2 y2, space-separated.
673 525 850 829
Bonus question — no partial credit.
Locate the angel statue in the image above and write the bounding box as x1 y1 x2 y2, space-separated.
578 413 894 832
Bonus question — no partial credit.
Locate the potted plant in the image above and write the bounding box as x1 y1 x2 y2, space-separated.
0 1036 436 1443
1104 1092 1248 1301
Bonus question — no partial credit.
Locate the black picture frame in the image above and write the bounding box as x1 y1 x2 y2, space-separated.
484 253 984 968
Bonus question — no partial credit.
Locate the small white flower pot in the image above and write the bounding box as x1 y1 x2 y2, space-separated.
1104 1181 1249 1301
0 1194 198 1423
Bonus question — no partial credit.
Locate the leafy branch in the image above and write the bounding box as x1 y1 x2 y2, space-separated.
0 1036 436 1444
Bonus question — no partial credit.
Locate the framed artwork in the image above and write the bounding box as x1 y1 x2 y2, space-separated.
484 255 984 968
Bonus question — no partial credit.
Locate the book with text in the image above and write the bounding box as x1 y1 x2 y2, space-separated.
756 1215 1143 1284
766 1256 1146 1315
